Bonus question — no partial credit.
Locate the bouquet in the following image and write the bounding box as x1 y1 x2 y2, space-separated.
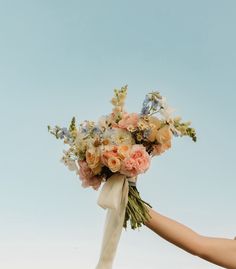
48 85 197 268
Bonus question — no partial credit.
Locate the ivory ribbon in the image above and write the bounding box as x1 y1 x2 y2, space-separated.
95 173 129 269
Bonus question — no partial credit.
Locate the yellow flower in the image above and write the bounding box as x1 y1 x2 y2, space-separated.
127 125 136 132
136 133 143 141
102 138 110 145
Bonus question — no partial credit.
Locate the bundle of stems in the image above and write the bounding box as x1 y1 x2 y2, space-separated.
123 184 152 230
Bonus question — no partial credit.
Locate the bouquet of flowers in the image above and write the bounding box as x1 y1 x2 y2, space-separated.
48 85 197 269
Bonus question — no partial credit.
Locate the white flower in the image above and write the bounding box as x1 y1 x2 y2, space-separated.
67 160 78 171
159 97 175 120
61 156 78 171
104 128 134 145
98 115 109 129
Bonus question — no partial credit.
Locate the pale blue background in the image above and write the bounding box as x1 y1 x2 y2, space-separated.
0 1 235 268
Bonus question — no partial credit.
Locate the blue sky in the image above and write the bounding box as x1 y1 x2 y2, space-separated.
0 1 235 268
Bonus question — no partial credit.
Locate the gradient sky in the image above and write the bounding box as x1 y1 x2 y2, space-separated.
0 1 235 268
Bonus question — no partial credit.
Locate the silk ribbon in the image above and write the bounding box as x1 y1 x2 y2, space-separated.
95 173 130 269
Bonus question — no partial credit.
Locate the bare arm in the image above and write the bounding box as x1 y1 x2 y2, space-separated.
144 207 236 269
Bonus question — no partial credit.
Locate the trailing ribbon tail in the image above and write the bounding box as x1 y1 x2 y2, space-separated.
95 174 129 269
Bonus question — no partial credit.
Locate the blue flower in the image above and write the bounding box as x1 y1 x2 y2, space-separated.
141 93 161 115
92 126 102 134
62 127 69 135
152 99 159 109
142 95 150 107
81 127 88 133
57 127 72 140
141 106 150 115
58 132 64 139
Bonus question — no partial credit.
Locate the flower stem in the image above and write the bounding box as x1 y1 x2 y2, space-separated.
123 185 152 230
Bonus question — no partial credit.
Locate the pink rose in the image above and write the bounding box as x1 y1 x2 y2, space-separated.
78 160 94 180
81 176 102 190
120 144 150 177
77 160 102 190
135 156 150 173
120 158 138 177
118 112 139 130
130 145 150 173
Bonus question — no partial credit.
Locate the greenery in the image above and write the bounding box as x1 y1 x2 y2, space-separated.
123 185 152 230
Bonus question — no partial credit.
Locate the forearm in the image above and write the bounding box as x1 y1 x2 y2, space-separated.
144 207 236 269
144 207 202 256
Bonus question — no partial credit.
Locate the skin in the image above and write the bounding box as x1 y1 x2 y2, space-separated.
144 207 236 269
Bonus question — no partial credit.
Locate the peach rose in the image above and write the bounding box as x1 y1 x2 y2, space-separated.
156 125 172 144
86 148 100 169
149 116 162 129
101 146 119 166
107 156 121 172
152 140 172 156
146 124 157 142
117 144 131 160
145 117 162 142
